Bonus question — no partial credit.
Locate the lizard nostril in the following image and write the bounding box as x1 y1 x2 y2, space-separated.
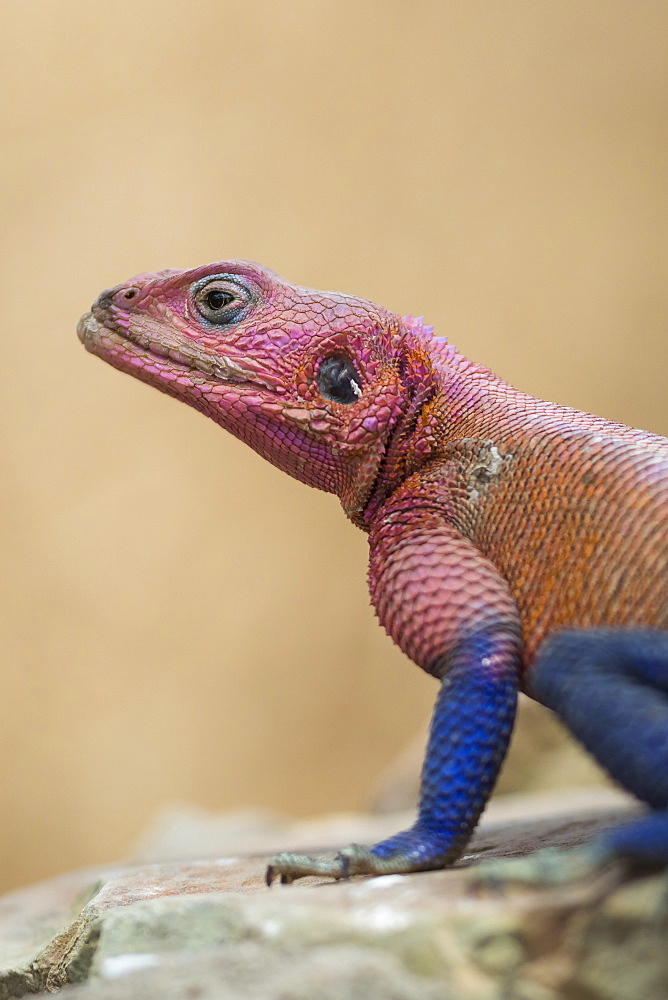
93 285 141 312
113 285 141 306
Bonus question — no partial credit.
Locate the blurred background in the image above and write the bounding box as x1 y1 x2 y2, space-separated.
1 0 667 893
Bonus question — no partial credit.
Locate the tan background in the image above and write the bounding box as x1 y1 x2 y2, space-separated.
1 1 667 893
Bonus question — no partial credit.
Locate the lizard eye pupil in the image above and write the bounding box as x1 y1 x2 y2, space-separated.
206 289 233 310
318 355 362 405
192 277 252 325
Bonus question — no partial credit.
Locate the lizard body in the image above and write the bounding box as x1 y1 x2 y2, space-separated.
78 261 668 881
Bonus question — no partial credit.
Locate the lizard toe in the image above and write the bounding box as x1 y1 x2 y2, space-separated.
265 850 353 885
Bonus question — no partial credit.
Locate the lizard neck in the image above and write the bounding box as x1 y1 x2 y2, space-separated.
351 343 500 531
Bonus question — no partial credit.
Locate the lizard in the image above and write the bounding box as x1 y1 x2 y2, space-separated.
77 260 668 884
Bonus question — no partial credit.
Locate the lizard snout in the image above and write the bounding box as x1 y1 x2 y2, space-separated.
77 281 142 347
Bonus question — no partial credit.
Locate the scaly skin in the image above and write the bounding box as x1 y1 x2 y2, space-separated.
78 261 668 883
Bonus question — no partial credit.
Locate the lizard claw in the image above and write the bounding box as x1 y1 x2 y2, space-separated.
266 844 382 886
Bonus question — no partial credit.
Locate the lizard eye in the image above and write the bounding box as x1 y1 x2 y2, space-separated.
318 355 362 404
192 277 252 325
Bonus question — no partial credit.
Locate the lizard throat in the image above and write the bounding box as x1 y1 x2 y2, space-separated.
352 377 440 529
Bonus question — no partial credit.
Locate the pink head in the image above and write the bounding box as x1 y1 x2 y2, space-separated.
78 261 446 522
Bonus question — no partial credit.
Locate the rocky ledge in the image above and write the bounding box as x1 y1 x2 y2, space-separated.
0 789 665 1000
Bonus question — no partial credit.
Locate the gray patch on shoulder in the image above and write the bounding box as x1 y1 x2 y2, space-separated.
468 442 511 503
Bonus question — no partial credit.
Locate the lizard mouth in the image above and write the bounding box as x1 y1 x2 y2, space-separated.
77 311 278 391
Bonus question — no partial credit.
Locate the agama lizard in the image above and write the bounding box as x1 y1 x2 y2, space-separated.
78 261 668 884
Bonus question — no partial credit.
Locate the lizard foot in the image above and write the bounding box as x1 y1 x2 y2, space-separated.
266 845 379 885
266 825 464 885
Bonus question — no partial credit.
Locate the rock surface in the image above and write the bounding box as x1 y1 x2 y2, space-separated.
1 790 666 1000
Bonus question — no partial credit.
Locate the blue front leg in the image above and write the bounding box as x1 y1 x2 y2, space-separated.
267 628 519 883
531 628 668 869
368 629 519 870
267 509 523 884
